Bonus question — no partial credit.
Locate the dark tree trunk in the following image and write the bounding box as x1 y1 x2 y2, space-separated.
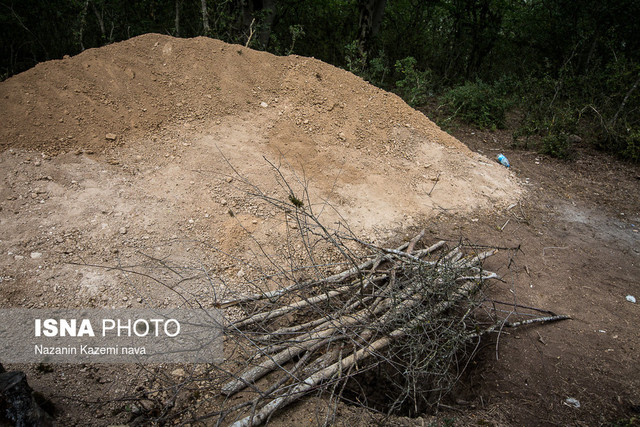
240 0 278 48
175 0 181 37
78 0 90 51
357 0 387 56
201 0 210 35
92 2 106 42
257 0 276 48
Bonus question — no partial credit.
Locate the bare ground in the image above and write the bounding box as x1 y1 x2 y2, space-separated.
0 34 639 426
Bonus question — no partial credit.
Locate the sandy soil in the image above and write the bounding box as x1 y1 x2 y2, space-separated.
0 34 638 426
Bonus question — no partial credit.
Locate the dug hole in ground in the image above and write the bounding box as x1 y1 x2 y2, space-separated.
0 34 638 426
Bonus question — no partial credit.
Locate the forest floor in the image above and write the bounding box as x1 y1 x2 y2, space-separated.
0 34 638 426
425 123 640 427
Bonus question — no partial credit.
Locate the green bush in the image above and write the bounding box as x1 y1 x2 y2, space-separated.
367 50 389 87
541 133 573 159
394 57 432 107
590 123 640 163
286 24 305 55
511 75 583 157
343 42 390 88
619 130 640 162
439 80 510 129
344 40 367 75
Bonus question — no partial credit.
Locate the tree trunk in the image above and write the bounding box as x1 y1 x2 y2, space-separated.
175 0 181 37
240 0 278 49
257 0 276 48
91 2 106 42
201 0 209 35
78 0 90 51
357 0 387 56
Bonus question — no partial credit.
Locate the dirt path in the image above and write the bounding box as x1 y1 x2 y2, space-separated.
432 127 640 426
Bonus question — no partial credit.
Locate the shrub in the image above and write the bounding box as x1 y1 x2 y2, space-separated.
367 50 389 87
344 40 367 75
394 56 432 107
343 43 390 88
624 132 640 161
439 80 510 129
541 133 573 159
611 129 640 162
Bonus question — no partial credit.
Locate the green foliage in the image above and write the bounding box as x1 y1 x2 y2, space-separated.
288 193 304 208
269 0 357 65
510 55 640 160
618 130 640 162
516 84 579 155
367 51 389 86
541 133 573 159
394 57 432 107
515 104 579 159
343 42 389 87
286 24 305 55
591 60 640 160
440 80 510 130
344 40 367 75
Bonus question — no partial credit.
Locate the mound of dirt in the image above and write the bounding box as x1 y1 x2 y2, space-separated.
2 33 469 155
0 33 520 230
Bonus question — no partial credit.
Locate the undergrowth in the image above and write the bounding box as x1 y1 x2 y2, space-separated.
344 50 639 162
439 80 511 130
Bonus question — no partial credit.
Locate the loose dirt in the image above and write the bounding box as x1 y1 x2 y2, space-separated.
0 33 519 308
0 34 638 426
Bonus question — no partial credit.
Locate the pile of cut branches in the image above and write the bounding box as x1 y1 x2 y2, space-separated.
217 229 567 426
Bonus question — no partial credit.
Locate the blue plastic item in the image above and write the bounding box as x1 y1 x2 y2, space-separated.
497 153 510 167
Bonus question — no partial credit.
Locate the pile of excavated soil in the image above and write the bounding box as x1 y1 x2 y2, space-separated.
0 32 525 309
2 33 473 156
0 30 523 313
0 33 520 229
0 35 521 422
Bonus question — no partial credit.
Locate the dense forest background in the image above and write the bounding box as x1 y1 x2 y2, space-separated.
2 0 639 160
